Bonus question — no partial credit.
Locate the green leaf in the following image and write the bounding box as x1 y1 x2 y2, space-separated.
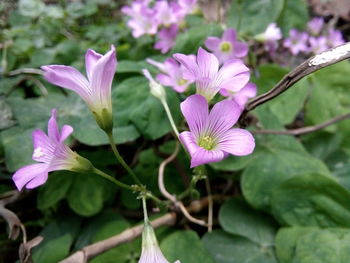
0 97 15 130
37 171 73 210
115 77 181 140
277 0 309 34
91 214 140 263
171 24 222 54
32 215 80 263
276 227 350 263
305 62 350 132
270 173 350 227
242 135 330 210
202 230 277 263
253 64 309 126
227 0 285 35
219 198 277 246
67 173 113 217
18 0 45 17
210 155 253 171
161 230 215 263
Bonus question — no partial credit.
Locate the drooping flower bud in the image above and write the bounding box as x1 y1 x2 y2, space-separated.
142 69 166 102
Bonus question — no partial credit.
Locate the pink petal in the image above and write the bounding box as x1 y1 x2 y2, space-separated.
240 83 257 97
180 94 208 137
90 45 117 110
41 65 91 103
179 131 200 157
191 148 225 168
156 74 174 87
218 128 255 156
32 129 55 163
222 28 237 42
217 59 249 80
233 42 249 57
205 37 221 51
59 125 74 142
12 163 48 191
85 49 103 81
207 99 241 137
48 109 59 141
219 72 250 92
173 53 198 81
197 47 219 79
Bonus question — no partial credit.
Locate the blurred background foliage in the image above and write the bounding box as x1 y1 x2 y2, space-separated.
1 0 350 262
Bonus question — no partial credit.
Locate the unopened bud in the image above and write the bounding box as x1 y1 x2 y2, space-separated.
142 69 166 101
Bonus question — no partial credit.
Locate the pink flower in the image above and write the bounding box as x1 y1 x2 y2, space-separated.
41 46 116 132
154 1 179 27
12 110 92 191
146 57 194 93
257 23 282 53
327 28 345 48
307 17 324 36
179 95 255 167
154 24 178 54
309 36 328 54
283 29 309 55
122 1 158 38
139 223 180 263
220 82 257 110
205 28 248 64
174 47 250 101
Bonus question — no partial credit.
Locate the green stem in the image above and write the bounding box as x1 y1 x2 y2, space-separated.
107 132 142 185
142 196 149 223
161 100 179 138
93 167 133 191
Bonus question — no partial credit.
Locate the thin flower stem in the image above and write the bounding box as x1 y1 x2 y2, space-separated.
158 142 179 202
161 100 179 138
92 167 134 191
142 196 149 223
106 132 142 185
205 177 213 232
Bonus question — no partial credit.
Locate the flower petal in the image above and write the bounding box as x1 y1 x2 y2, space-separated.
222 28 237 42
32 129 55 163
197 47 219 79
218 128 255 156
173 53 198 80
207 99 242 137
12 163 48 191
217 59 250 80
233 42 249 57
89 45 117 111
41 65 91 103
180 94 208 137
60 125 74 142
85 49 103 81
205 37 221 51
219 72 250 92
179 131 200 157
191 148 225 168
48 109 59 141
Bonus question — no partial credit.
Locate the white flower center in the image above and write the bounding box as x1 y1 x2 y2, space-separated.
33 147 45 158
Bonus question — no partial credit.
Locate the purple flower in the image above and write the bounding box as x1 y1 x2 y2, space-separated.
154 24 178 54
179 95 255 167
220 82 257 110
283 29 309 55
174 47 250 101
309 36 328 54
41 46 116 132
327 28 345 48
139 222 180 263
257 23 282 53
12 109 92 191
205 28 248 64
154 1 179 27
122 1 158 38
307 17 324 36
147 57 194 93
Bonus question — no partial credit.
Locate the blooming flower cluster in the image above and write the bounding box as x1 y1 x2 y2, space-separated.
283 17 345 55
146 44 256 167
122 0 197 53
